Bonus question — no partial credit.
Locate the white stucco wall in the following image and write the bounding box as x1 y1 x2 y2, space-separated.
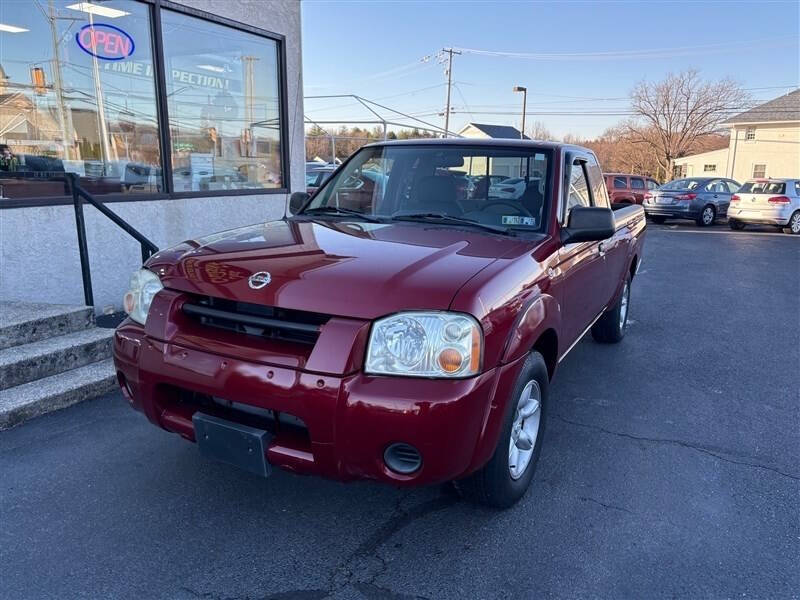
0 0 304 312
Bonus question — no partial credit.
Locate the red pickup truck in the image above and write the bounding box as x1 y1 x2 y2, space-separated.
114 140 646 507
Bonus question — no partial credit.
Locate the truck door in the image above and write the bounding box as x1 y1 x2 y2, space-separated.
557 158 610 347
587 156 627 308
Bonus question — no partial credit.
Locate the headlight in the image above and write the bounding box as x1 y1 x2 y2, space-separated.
123 269 163 325
365 311 482 378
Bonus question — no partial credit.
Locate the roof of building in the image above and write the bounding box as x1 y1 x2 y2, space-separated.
723 89 800 124
460 122 530 139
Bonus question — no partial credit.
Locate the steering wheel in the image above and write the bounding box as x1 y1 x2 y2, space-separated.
480 200 536 218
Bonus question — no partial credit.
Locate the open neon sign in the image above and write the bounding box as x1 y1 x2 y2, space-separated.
76 23 135 61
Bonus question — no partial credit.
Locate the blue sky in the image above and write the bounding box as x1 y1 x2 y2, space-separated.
301 0 800 138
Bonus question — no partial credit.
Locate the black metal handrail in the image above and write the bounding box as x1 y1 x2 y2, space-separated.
0 171 158 307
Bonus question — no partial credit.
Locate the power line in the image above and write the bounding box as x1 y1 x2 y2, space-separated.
453 83 474 122
455 38 797 61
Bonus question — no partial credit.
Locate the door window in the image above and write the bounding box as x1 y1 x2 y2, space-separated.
585 156 609 208
630 178 644 189
566 161 592 221
704 180 727 193
613 176 627 189
646 179 658 190
725 181 740 193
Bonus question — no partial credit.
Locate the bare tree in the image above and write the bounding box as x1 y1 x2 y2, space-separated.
625 69 747 175
527 120 555 141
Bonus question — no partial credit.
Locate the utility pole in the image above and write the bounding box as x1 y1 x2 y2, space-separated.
441 48 461 137
48 0 73 160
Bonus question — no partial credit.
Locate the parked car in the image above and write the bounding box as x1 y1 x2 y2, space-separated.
728 178 800 234
306 164 337 194
643 177 740 226
107 161 162 192
604 173 659 204
489 176 543 199
114 139 646 508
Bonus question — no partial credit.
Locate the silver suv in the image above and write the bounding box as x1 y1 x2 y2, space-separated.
728 179 800 235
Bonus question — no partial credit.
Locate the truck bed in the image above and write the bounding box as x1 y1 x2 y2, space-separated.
611 203 646 230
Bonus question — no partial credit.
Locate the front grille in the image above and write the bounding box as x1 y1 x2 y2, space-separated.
169 387 310 442
182 295 330 345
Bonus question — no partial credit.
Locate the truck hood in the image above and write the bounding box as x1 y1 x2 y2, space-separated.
147 219 540 319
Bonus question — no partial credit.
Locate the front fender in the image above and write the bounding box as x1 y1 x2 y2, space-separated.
501 293 561 364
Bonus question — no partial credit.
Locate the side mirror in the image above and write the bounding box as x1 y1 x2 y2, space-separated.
289 191 309 214
561 206 615 244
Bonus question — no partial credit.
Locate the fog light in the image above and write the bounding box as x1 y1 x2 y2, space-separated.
383 443 422 474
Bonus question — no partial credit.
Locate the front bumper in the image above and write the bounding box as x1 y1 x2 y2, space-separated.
113 322 524 486
728 206 793 226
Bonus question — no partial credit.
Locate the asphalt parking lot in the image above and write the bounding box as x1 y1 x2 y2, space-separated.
2 221 798 600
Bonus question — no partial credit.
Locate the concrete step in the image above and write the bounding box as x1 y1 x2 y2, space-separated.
0 302 94 350
0 327 114 390
0 359 116 430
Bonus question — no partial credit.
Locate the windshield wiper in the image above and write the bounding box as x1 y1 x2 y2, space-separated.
300 206 382 223
391 212 512 235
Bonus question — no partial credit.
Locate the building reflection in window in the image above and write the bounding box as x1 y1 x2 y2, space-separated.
161 9 283 192
0 0 162 199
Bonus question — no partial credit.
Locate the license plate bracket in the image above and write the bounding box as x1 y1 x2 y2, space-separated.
192 413 272 477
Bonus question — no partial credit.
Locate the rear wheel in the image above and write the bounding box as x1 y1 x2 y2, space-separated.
729 219 746 231
783 211 800 235
591 273 631 344
697 205 716 227
649 215 667 224
456 352 548 509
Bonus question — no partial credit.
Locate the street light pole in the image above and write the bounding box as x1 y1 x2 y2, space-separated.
513 85 527 139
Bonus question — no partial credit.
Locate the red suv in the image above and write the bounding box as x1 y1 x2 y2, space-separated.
605 173 659 204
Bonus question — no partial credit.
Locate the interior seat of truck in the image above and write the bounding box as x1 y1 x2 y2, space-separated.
407 175 461 214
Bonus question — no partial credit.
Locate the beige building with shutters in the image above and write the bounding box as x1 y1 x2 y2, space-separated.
673 89 800 183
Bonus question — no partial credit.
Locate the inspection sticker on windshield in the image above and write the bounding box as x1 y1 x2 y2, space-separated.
502 216 537 226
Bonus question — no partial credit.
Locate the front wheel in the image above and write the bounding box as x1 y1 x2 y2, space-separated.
456 352 548 509
696 205 716 227
591 273 631 344
783 211 800 235
729 219 746 231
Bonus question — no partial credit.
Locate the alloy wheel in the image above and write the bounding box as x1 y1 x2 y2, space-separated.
508 380 542 480
702 207 714 225
619 280 630 330
791 213 800 234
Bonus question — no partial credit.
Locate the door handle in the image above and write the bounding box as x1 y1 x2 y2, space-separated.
598 242 607 257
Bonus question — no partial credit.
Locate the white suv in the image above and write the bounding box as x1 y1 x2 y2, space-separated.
728 178 800 234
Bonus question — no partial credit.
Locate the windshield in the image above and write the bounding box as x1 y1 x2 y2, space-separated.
301 144 552 233
661 178 705 191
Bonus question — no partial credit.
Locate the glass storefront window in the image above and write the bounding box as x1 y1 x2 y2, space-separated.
161 9 284 192
0 0 163 200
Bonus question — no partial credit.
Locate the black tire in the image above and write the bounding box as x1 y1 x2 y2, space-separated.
696 205 716 227
729 219 746 231
591 273 631 344
649 215 667 224
456 352 548 509
782 211 800 235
